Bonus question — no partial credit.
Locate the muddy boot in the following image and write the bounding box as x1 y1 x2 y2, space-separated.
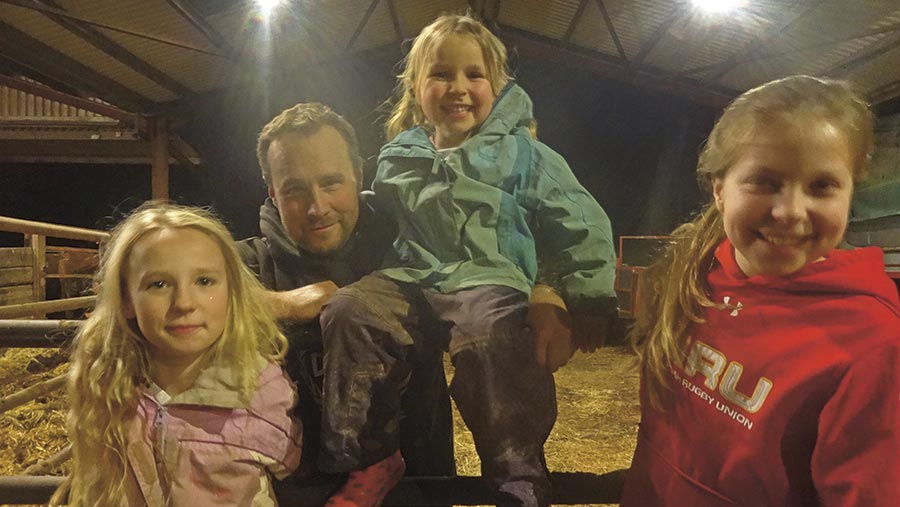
326 451 406 507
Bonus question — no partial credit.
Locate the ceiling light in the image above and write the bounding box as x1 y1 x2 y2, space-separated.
692 0 745 14
255 0 285 20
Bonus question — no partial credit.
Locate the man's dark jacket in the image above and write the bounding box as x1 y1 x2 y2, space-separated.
237 195 455 483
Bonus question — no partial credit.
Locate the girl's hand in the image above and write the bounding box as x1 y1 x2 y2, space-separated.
570 314 611 353
264 281 339 323
528 285 576 373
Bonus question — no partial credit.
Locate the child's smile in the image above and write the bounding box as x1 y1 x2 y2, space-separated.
416 33 495 149
713 118 855 277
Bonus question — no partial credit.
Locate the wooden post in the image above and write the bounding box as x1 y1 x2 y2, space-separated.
150 116 169 200
25 233 46 311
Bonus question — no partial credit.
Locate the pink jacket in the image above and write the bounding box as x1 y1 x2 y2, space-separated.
123 359 302 506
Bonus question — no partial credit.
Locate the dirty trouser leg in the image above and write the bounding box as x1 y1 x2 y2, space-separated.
430 286 557 507
319 273 423 473
399 341 456 477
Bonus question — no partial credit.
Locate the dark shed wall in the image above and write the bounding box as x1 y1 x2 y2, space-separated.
180 50 719 240
1 51 719 244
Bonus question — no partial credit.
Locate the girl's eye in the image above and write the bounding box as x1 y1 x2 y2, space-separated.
810 179 839 195
745 175 779 191
431 71 450 79
197 277 215 286
147 280 167 289
468 72 485 79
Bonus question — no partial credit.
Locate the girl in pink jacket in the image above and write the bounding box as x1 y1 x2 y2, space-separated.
55 203 302 506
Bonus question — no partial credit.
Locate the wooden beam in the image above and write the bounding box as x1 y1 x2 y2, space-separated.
0 216 108 243
630 3 682 68
500 26 734 108
680 21 900 78
594 0 627 62
168 136 201 168
0 20 154 111
563 0 590 44
0 0 228 58
32 0 194 97
0 295 95 319
700 0 825 85
384 0 404 43
869 77 900 107
164 0 234 53
347 0 380 52
150 116 170 200
824 31 900 78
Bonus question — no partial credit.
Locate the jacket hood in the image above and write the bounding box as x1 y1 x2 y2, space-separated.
475 82 534 138
714 238 900 312
257 195 394 286
259 197 306 268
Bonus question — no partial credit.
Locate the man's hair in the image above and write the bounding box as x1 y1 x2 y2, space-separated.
257 102 363 186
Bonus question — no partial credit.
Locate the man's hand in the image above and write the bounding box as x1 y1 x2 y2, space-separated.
263 280 338 323
528 285 576 373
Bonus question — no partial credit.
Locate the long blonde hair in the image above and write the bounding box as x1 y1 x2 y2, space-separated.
60 202 287 505
384 13 511 141
631 75 874 409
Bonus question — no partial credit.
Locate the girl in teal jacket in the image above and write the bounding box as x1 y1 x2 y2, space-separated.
319 14 617 507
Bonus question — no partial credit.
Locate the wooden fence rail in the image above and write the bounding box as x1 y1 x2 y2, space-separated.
0 215 104 317
0 319 81 347
0 217 108 243
0 297 95 320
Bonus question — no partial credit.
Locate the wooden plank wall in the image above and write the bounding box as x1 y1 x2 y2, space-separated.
0 248 35 306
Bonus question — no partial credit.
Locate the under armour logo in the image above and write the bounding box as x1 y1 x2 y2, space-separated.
723 296 743 317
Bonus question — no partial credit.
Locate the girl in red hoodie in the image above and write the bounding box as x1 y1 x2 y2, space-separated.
623 75 900 506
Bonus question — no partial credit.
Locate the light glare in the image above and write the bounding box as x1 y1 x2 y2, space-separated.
255 0 285 20
692 0 745 14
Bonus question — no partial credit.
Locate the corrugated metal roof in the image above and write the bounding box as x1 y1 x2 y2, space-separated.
500 0 581 41
0 3 176 102
1 0 899 113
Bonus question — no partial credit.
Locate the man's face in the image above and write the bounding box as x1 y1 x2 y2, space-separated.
267 126 361 255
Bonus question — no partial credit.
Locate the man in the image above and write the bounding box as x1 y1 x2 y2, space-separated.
238 102 583 504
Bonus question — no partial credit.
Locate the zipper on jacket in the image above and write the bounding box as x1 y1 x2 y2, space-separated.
152 404 170 493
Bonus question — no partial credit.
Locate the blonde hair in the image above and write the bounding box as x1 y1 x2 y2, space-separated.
384 13 511 141
631 75 874 409
59 202 287 505
257 102 363 186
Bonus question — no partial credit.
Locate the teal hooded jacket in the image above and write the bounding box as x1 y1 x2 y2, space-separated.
375 83 616 313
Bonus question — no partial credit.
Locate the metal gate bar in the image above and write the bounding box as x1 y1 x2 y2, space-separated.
0 470 627 505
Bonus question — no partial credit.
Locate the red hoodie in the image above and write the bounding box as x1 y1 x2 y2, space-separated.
621 239 900 507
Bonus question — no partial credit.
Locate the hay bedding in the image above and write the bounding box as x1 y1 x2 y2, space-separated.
0 347 640 506
448 347 640 507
